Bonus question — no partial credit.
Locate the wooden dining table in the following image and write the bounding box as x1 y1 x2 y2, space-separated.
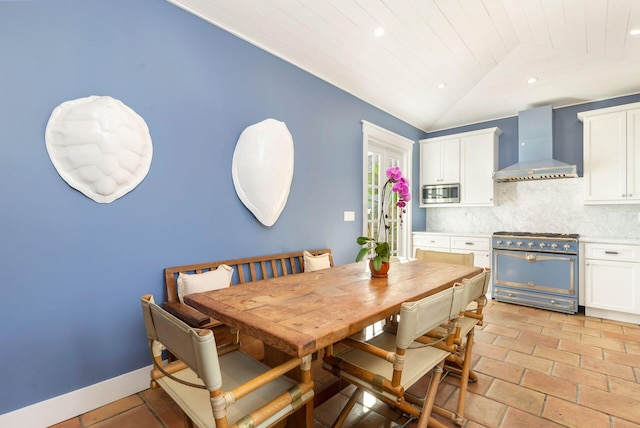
184 259 483 359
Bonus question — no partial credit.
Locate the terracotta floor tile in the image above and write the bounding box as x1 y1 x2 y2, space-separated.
603 329 640 345
471 341 510 361
89 405 162 428
579 385 640 424
139 387 176 413
533 344 580 366
500 407 565 428
473 329 497 344
543 395 611 428
517 330 561 348
525 317 563 330
505 351 554 374
540 326 582 342
482 323 520 339
473 356 524 383
561 322 602 337
492 336 536 354
80 395 143 426
520 369 578 402
558 339 604 359
626 342 640 356
584 319 624 333
485 379 545 415
581 334 626 352
581 355 636 381
548 312 585 326
155 403 187 428
505 320 543 334
551 362 608 391
604 348 640 368
460 390 508 428
612 416 640 428
609 375 640 399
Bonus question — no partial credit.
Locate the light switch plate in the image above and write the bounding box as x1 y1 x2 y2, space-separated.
344 211 355 222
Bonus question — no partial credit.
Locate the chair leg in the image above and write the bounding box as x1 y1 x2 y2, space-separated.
453 329 475 426
416 362 445 428
331 387 363 428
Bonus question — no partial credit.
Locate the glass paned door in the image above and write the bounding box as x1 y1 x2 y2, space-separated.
367 144 403 258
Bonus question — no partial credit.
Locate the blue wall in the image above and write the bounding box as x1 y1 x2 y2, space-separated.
0 0 426 414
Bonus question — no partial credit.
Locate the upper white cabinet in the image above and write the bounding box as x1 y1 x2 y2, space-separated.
419 127 501 207
420 137 460 185
579 103 640 204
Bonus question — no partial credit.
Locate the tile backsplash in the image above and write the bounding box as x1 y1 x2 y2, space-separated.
424 177 640 239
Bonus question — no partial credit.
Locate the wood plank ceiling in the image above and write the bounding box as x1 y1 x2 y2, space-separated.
167 0 640 132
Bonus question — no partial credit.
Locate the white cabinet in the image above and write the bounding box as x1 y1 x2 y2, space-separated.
450 235 491 268
420 137 460 185
460 130 500 205
413 233 490 268
412 233 450 254
579 104 640 204
419 127 500 207
583 241 640 323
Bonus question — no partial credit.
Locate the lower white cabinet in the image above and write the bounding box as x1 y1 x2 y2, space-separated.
584 242 640 323
450 235 491 268
413 233 490 268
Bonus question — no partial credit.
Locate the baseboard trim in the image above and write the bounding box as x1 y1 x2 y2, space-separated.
0 365 152 428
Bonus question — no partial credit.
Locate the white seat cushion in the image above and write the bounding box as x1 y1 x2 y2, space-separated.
157 350 313 428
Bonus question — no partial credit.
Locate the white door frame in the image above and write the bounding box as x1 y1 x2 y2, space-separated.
362 120 414 259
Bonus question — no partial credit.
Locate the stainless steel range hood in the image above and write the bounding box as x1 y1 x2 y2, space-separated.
493 105 577 182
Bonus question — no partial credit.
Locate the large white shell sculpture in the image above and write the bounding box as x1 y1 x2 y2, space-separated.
232 119 294 227
45 95 153 203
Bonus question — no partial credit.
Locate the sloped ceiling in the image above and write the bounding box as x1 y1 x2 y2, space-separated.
167 0 640 132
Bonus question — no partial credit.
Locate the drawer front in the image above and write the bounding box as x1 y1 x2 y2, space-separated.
413 234 450 250
451 236 490 251
493 286 577 313
584 243 640 262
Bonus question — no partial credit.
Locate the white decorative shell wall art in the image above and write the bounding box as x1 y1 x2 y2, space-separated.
232 119 294 227
45 95 153 203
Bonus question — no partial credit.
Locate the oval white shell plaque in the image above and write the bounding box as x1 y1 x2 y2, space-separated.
45 95 153 203
232 119 294 227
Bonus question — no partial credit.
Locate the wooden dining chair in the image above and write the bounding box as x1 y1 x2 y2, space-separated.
140 294 315 428
322 284 466 428
433 268 491 426
415 248 474 266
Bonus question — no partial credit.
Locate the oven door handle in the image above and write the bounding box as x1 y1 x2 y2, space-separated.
526 253 537 263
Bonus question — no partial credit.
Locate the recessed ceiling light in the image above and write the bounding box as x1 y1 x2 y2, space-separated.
374 27 385 38
437 83 446 89
630 28 640 36
527 77 538 84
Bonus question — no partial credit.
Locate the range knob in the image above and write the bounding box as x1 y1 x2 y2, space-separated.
551 243 558 249
539 243 546 248
563 244 571 250
496 240 503 245
517 241 523 247
527 242 535 248
507 241 513 246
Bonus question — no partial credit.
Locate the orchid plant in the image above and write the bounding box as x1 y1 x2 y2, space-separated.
356 166 411 270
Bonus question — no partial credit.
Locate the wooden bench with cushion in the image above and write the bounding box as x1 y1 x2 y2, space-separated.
162 248 334 330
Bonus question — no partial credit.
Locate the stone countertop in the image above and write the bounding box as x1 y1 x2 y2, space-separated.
580 236 640 245
413 231 491 238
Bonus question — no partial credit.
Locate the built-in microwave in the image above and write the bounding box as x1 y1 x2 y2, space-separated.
422 183 460 204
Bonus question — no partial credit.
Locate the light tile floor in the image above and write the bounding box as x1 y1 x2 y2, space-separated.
51 300 640 428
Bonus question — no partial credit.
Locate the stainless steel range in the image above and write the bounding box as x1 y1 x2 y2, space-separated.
492 232 579 313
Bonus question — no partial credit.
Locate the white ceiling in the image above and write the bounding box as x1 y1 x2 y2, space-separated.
167 0 640 132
